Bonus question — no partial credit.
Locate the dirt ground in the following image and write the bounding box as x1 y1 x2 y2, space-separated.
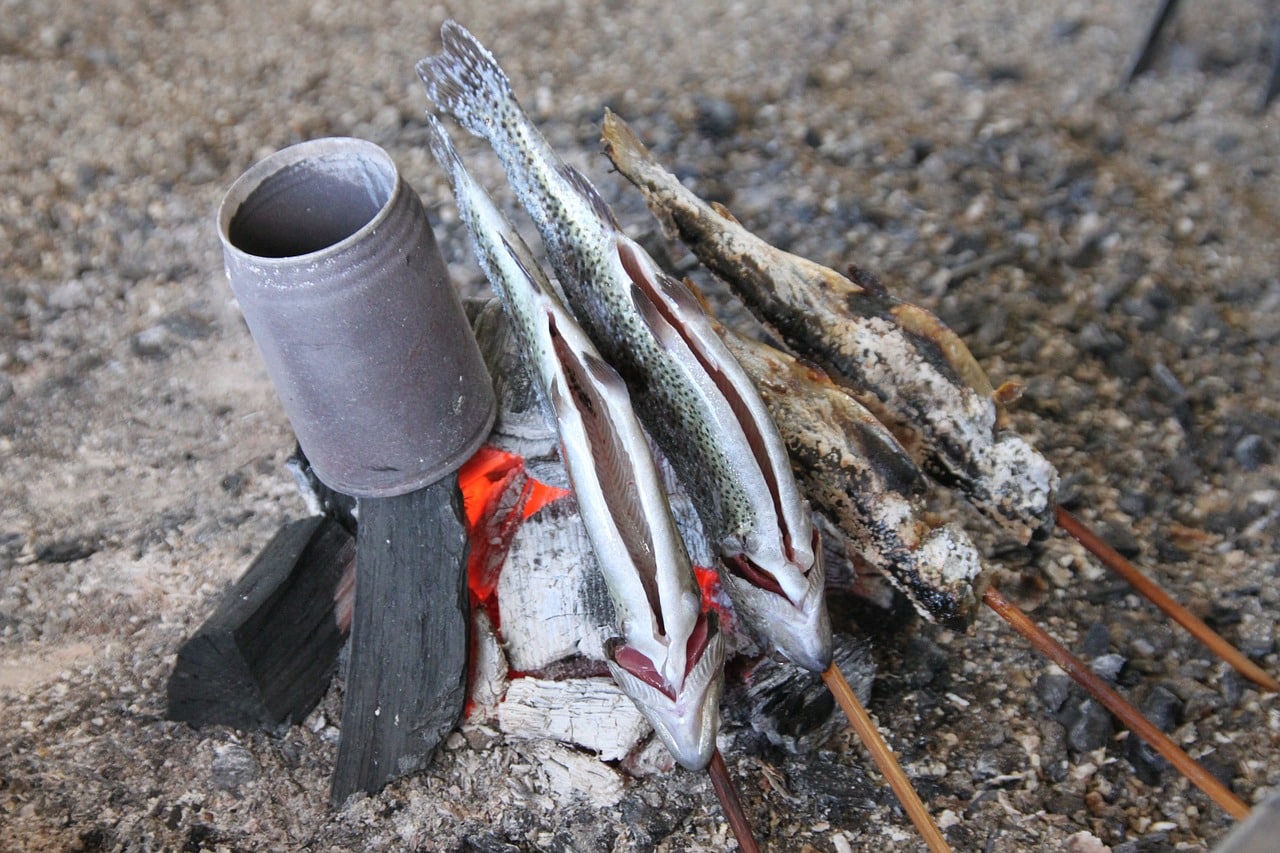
2 1 1278 850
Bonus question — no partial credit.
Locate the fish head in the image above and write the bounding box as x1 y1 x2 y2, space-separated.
605 611 725 771
721 534 832 673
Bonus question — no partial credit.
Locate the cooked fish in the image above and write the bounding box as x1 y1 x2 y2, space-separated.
601 110 1059 546
422 113 723 770
418 22 831 672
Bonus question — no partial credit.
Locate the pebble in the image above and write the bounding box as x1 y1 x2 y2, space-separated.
1166 676 1224 721
210 743 259 790
1063 698 1114 752
1080 622 1113 658
130 325 177 360
1038 721 1070 783
1235 613 1275 659
1126 685 1180 784
693 96 739 139
1035 673 1073 713
1089 653 1127 683
1233 434 1273 471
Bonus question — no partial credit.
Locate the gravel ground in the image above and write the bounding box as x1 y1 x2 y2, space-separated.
2 1 1278 850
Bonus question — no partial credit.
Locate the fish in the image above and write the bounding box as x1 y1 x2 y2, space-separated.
421 113 723 771
600 110 1060 547
718 328 985 628
418 21 832 673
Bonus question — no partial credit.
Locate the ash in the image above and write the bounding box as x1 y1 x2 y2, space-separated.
2 1 1278 851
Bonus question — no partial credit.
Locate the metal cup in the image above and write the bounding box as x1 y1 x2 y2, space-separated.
217 137 494 497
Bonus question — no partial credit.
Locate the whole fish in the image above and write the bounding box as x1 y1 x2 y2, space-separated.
421 113 723 770
418 22 831 673
719 328 984 628
601 111 1059 547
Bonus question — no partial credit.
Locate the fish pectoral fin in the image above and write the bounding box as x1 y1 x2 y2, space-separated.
495 234 550 299
618 239 707 320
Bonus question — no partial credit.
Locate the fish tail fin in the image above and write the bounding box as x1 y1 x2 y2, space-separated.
417 21 517 141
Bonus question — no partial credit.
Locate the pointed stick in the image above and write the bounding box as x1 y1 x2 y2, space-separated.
983 584 1251 820
707 748 761 853
1054 505 1279 693
1122 0 1180 86
822 663 953 853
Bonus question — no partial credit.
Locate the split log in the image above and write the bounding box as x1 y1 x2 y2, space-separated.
166 515 355 729
329 477 471 804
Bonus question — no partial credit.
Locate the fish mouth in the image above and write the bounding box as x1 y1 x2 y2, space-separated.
722 549 833 674
605 613 725 771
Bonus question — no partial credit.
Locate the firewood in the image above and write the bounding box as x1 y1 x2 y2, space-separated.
166 515 355 730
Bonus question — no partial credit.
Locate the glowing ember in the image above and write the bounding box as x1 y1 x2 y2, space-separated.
458 445 570 611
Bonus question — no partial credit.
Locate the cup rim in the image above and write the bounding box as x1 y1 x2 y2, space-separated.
217 136 400 264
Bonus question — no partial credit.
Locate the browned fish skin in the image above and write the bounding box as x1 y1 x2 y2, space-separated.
721 331 983 628
602 111 1058 546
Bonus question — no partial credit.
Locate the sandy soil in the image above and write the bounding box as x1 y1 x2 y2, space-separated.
2 1 1278 850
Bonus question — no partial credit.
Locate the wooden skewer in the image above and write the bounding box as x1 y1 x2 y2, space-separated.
1054 505 1279 693
822 663 953 853
983 584 1251 820
707 748 760 853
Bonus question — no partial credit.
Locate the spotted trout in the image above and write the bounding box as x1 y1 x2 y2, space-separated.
418 21 831 672
422 113 723 770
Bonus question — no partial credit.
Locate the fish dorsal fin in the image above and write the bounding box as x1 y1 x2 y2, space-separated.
681 276 716 315
710 201 741 225
496 234 550 299
549 319 664 635
845 264 888 297
557 163 620 230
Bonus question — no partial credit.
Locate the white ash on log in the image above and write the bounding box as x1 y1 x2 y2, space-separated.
499 676 653 762
497 496 615 673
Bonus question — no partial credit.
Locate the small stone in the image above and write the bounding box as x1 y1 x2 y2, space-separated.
1117 491 1152 518
1167 676 1224 720
130 325 176 360
694 96 739 139
1080 622 1112 658
1038 721 1070 783
1035 673 1073 713
1127 685 1180 783
1065 698 1113 752
219 472 245 497
1098 523 1141 559
1090 653 1127 683
0 374 12 404
1065 830 1110 853
1233 434 1273 471
1235 613 1275 659
210 743 259 790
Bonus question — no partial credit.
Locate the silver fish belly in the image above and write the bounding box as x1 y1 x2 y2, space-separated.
601 110 1060 547
422 113 723 771
418 22 831 673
